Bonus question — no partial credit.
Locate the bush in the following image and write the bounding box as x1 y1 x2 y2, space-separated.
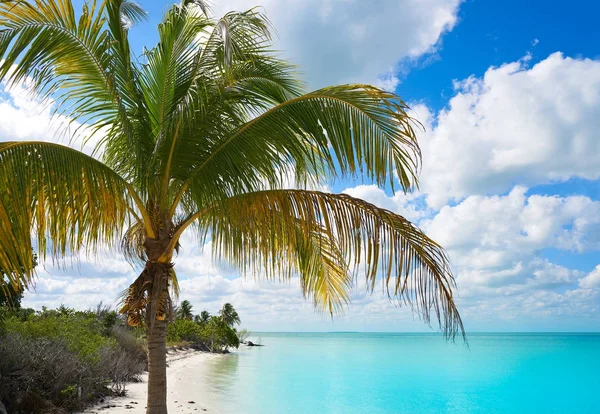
0 333 107 413
167 316 240 352
2 307 115 362
202 317 240 352
0 307 147 413
167 318 203 344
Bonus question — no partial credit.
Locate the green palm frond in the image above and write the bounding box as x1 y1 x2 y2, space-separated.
0 141 137 288
171 84 420 217
193 190 462 338
0 1 120 128
135 4 301 208
0 0 155 194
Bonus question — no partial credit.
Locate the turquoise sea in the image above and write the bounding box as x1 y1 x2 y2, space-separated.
196 333 600 413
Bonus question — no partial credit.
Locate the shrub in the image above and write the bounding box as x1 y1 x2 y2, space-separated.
0 333 106 413
0 307 147 413
202 317 240 352
2 308 115 362
167 318 203 344
166 317 240 352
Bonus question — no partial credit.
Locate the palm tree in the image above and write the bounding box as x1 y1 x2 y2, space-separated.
0 1 463 413
195 310 211 325
219 303 241 327
175 299 193 320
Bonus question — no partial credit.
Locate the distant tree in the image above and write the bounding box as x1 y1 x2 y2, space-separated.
219 303 240 327
205 316 240 352
0 253 37 308
195 310 211 325
175 300 194 320
237 328 251 343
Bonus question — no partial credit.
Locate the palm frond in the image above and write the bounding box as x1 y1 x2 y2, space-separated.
195 190 462 339
0 141 137 288
135 5 302 207
0 1 118 128
172 84 420 218
0 0 155 195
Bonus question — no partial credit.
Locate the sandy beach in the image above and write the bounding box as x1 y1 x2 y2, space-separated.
82 349 227 414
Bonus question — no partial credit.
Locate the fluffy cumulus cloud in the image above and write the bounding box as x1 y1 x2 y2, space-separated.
580 266 600 290
212 0 462 88
0 75 96 153
414 53 600 208
333 184 600 329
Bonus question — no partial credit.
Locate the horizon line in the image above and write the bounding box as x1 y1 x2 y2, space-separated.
248 331 600 334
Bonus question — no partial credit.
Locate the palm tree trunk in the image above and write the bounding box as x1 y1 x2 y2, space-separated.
143 260 172 414
146 317 167 414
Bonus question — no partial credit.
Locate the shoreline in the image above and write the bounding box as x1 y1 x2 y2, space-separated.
82 349 228 414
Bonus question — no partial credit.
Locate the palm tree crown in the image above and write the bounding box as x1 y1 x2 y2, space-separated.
219 303 241 327
195 310 211 325
0 1 463 413
175 299 194 320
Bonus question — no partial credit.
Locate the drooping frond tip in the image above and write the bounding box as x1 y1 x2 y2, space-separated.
197 190 464 340
119 0 148 29
0 142 133 289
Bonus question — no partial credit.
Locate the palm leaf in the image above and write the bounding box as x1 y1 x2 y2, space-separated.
170 84 420 218
0 141 138 288
0 0 154 195
185 190 463 338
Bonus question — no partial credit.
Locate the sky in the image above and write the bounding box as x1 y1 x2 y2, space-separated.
3 0 600 332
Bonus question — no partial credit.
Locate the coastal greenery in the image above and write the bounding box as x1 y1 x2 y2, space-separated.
174 300 194 321
168 302 242 352
0 300 242 412
0 1 463 413
0 304 147 413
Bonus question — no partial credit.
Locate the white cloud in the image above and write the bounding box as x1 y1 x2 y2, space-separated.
580 265 600 290
0 75 98 154
212 0 462 87
421 187 600 261
342 184 427 221
337 183 600 328
413 53 600 208
419 188 600 301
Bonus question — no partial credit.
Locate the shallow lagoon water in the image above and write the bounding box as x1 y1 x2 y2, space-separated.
194 333 600 413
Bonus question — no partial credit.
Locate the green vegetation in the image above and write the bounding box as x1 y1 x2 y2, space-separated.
0 1 462 413
175 300 194 320
0 252 37 308
219 303 241 327
195 310 211 325
0 301 245 412
0 305 147 413
167 302 242 353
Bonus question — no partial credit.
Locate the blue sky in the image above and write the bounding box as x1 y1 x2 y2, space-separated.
400 0 600 111
3 0 599 332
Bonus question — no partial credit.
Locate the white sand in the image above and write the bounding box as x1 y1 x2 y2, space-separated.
82 350 227 414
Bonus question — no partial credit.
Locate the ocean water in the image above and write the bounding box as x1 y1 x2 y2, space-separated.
194 333 600 413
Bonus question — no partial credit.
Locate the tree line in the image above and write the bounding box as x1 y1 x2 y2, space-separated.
168 300 249 353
